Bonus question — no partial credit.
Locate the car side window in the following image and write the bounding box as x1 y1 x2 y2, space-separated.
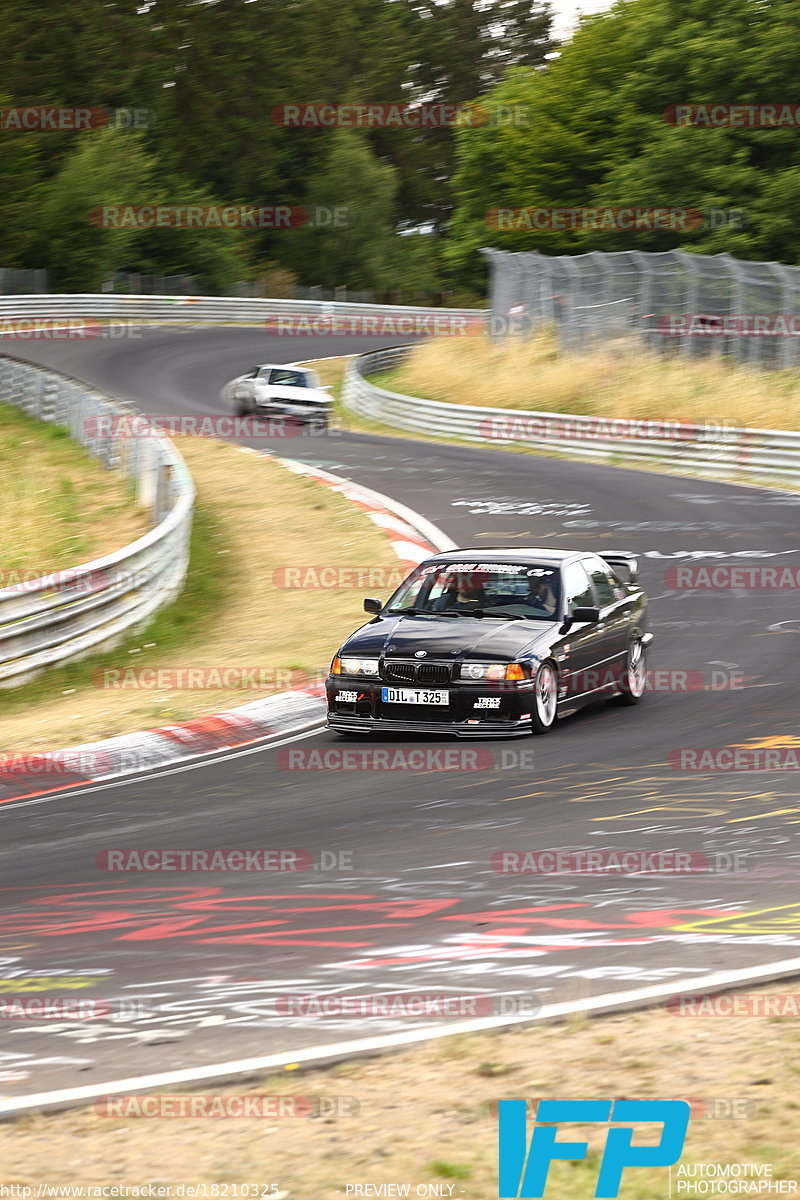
583 556 616 607
562 561 595 612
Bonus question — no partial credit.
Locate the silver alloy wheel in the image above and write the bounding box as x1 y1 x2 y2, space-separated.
535 663 558 726
626 638 646 697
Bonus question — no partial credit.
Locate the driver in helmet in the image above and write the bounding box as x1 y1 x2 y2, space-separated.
439 567 490 612
526 572 556 615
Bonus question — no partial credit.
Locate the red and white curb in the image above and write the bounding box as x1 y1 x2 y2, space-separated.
0 461 453 804
277 457 456 569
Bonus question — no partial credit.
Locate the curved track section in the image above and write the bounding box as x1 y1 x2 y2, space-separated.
1 327 799 1101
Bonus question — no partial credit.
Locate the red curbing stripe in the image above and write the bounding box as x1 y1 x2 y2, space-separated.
0 464 441 803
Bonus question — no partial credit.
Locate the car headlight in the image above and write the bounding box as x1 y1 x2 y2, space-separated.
333 656 380 676
461 662 525 681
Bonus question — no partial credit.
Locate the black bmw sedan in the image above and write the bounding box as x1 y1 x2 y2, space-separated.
326 548 653 737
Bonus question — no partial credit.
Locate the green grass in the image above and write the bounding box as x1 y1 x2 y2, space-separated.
0 501 230 721
427 1160 473 1180
0 401 146 574
325 360 800 493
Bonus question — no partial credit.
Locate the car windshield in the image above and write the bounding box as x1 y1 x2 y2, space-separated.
386 562 561 619
261 368 309 388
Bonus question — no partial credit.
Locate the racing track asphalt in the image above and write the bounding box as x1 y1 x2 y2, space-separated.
0 326 798 1099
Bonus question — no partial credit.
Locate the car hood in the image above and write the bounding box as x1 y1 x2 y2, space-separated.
256 384 330 405
339 613 556 660
226 379 330 405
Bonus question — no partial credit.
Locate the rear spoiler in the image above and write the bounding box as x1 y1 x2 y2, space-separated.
602 551 639 585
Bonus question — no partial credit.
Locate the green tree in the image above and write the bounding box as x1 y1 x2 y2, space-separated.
31 130 249 291
289 129 400 294
124 177 251 296
447 0 800 282
0 93 46 266
32 130 155 290
0 0 159 108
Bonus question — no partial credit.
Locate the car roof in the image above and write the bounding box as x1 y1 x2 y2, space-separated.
256 363 310 371
422 547 587 565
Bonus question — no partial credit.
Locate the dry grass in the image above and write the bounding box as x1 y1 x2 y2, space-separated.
304 356 352 390
0 439 401 753
382 331 800 431
1 981 799 1195
0 403 148 577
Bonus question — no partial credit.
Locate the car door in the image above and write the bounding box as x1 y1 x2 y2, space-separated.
583 554 632 685
560 559 609 702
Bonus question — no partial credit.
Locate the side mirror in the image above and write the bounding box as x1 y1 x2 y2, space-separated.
571 606 600 623
364 597 383 615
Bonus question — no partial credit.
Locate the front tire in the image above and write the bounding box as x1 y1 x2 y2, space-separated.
530 661 558 734
616 636 647 705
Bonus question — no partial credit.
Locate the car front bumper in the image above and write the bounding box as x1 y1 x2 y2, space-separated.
326 678 537 738
253 401 329 421
326 713 533 738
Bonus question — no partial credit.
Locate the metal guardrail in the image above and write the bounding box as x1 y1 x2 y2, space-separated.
0 295 481 688
343 346 800 482
0 293 480 326
0 352 195 688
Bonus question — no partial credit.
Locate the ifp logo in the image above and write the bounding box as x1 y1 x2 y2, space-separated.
498 1099 690 1197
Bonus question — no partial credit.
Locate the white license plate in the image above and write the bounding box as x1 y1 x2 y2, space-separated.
381 687 449 706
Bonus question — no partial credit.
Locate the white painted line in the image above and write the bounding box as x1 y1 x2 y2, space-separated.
366 511 431 541
0 723 326 812
388 539 433 565
5 954 800 1115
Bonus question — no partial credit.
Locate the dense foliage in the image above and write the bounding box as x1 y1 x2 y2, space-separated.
3 0 800 295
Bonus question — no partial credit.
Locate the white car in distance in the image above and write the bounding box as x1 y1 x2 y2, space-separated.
223 363 332 429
